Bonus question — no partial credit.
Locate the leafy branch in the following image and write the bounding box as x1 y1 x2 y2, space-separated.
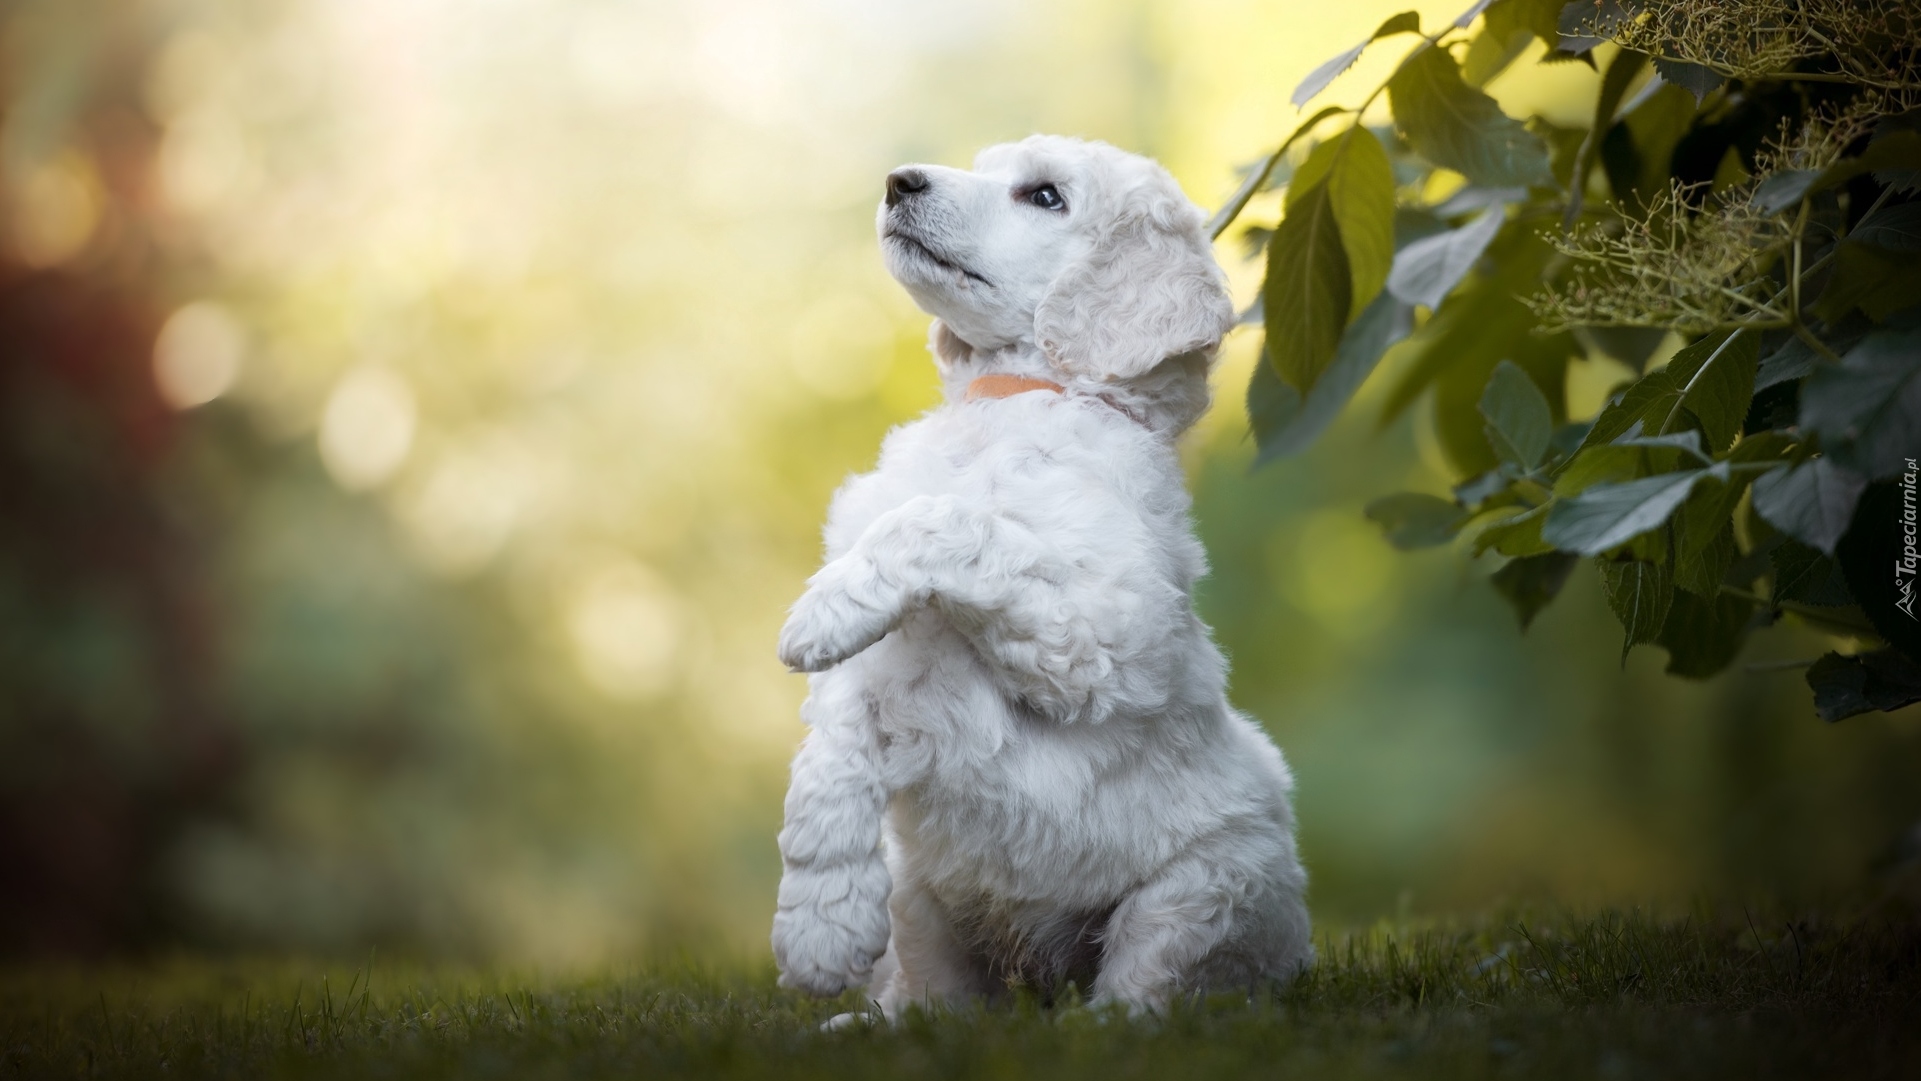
1224 0 1921 721
1577 0 1921 103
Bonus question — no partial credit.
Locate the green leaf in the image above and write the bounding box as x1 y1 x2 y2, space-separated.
1479 359 1553 469
1676 477 1735 566
1265 179 1352 392
1386 202 1506 309
1475 503 1555 557
1247 347 1295 446
1490 551 1578 630
1800 329 1921 481
1575 370 1682 453
1815 132 1921 203
1806 650 1921 723
1771 539 1855 607
1454 469 1514 508
1364 492 1469 549
1291 11 1422 108
1872 114 1921 193
1674 519 1736 597
1838 130 1921 183
1750 457 1868 555
1658 327 1732 381
1756 337 1817 392
1812 240 1921 324
1570 331 1754 457
1249 292 1412 464
1388 44 1553 188
1485 0 1565 45
1609 427 1710 462
1535 115 1590 187
1652 57 1723 105
1656 588 1753 678
1543 464 1726 555
1437 332 1572 479
1563 46 1648 229
1208 105 1348 239
1553 443 1645 498
1757 133 1921 216
1461 21 1532 86
1848 203 1921 251
1379 225 1552 427
1598 556 1674 663
1754 170 1821 216
1725 530 1779 591
1730 429 1797 465
1674 432 1791 579
1558 441 1662 495
1289 127 1397 315
1667 330 1759 452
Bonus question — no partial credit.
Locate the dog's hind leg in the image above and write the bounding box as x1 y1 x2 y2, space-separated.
1090 827 1308 1013
771 673 893 997
873 875 996 1019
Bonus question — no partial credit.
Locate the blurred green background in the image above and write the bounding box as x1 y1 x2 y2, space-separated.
2 0 1917 968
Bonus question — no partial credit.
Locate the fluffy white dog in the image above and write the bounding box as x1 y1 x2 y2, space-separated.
772 135 1311 1016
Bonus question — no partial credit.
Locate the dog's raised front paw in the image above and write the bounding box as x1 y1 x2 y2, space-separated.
777 584 892 672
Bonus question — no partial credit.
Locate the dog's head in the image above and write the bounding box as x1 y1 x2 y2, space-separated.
876 136 1234 386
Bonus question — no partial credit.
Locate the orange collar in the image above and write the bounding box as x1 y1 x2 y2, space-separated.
963 373 1154 431
965 374 1064 401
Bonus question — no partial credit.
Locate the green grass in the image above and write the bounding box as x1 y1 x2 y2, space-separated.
4 908 1919 1080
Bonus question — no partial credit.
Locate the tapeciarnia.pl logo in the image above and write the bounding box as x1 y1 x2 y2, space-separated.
1900 457 1918 621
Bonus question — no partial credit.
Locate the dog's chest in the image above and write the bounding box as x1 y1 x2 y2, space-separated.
864 650 1176 890
824 400 1211 899
822 401 1156 560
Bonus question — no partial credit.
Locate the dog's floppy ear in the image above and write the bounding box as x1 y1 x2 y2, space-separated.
928 318 974 370
1034 189 1234 382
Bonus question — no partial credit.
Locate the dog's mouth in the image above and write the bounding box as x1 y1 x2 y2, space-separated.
883 227 993 288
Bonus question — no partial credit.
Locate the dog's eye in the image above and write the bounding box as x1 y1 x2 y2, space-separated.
1025 185 1066 212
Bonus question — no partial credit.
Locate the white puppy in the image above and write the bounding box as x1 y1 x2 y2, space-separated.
772 135 1311 1016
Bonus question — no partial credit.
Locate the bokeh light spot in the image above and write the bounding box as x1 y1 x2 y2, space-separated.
153 302 246 409
159 106 253 215
399 435 537 577
319 367 416 490
568 561 682 702
8 153 102 268
1276 510 1398 633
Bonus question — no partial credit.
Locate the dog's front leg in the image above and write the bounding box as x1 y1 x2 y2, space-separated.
772 674 893 997
778 493 1129 720
778 494 1002 673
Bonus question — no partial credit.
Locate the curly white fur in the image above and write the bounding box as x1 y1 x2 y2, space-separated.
772 136 1311 1015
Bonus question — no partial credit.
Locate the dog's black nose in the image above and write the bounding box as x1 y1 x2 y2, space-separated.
885 168 929 207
